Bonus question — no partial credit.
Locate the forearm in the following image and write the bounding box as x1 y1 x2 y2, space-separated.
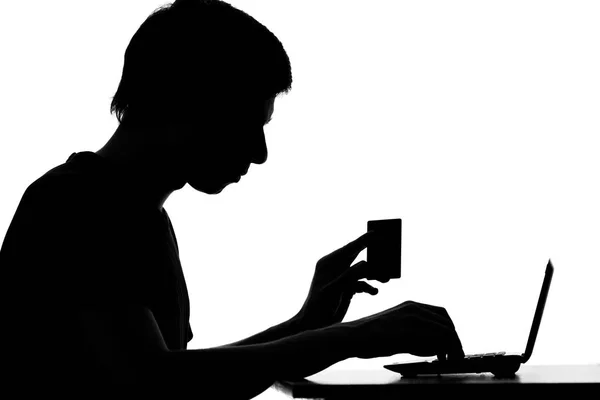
220 314 305 347
144 322 351 399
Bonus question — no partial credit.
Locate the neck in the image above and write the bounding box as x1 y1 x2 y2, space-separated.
95 124 185 210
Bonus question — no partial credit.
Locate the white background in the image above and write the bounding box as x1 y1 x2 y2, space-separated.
1 1 599 398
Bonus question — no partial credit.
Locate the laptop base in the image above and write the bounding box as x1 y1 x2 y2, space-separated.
384 354 523 378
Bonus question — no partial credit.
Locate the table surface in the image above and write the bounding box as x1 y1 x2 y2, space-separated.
273 364 600 399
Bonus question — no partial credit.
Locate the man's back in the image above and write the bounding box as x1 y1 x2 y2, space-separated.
0 151 193 391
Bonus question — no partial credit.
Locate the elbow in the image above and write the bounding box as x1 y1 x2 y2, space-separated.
134 349 277 399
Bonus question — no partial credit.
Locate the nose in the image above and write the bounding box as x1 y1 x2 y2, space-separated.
250 129 268 165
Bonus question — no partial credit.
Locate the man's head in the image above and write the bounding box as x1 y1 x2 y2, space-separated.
111 0 292 127
109 0 292 194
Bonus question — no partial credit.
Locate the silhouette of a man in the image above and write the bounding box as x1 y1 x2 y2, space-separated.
0 0 463 397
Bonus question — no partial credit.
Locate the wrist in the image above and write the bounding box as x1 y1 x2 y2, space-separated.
282 314 307 336
292 308 329 332
291 309 310 331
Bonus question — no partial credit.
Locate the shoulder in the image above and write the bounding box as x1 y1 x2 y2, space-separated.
3 155 115 260
23 158 98 207
15 154 119 231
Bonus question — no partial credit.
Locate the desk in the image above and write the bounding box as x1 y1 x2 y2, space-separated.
273 364 600 399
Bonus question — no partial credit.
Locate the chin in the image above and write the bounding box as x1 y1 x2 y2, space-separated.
172 178 187 191
187 179 230 195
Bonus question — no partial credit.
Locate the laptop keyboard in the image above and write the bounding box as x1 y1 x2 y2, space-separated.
431 351 506 364
465 351 506 359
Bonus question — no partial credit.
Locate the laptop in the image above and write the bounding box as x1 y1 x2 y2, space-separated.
383 259 554 378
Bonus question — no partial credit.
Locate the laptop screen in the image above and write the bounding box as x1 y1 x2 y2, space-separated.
521 259 554 362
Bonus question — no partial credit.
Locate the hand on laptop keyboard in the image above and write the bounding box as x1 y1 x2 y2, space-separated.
344 300 465 361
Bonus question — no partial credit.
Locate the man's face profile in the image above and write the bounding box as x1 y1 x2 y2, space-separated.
179 95 276 195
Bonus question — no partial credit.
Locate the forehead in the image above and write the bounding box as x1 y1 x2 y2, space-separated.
231 94 275 120
199 94 275 128
226 93 271 107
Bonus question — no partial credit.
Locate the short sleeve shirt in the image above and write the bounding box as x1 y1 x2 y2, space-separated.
0 151 193 387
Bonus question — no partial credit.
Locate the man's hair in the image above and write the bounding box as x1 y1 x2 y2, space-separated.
110 0 292 127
